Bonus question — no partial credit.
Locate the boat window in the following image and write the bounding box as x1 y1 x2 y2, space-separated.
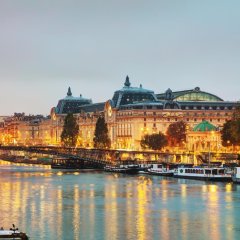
158 164 162 168
212 169 218 175
205 169 211 174
219 169 224 174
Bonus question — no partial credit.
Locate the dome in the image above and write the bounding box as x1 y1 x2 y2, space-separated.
193 120 217 132
112 76 157 108
54 87 92 114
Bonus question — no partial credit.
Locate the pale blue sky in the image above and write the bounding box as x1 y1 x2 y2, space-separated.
0 0 240 115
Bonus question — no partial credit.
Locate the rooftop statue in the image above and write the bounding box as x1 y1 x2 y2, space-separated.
165 88 173 100
67 87 72 97
124 75 131 87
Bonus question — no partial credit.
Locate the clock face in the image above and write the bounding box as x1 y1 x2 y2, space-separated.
52 112 56 120
108 105 112 117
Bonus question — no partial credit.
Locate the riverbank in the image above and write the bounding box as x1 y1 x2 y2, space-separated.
0 155 51 165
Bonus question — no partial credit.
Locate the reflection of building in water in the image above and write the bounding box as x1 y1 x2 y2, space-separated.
0 76 238 151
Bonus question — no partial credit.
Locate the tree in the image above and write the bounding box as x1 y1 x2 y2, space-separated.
221 104 240 147
166 121 186 147
93 116 111 149
61 113 79 147
221 119 240 147
140 132 168 150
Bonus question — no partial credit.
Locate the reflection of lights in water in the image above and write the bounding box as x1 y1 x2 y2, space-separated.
181 184 187 199
73 185 80 239
57 172 63 176
105 184 118 240
209 185 217 193
206 184 220 240
56 186 63 239
136 182 147 240
89 187 95 237
224 184 234 239
73 172 79 175
180 211 188 239
225 183 232 192
160 209 170 240
126 182 134 239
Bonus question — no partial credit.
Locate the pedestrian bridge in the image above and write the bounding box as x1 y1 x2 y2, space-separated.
0 145 238 166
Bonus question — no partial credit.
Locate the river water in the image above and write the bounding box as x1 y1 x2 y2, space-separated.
0 161 240 240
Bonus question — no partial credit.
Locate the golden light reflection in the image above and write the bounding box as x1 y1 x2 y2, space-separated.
136 181 147 240
160 209 170 240
181 184 187 199
56 186 63 239
225 183 232 192
73 185 80 240
105 184 118 240
89 186 95 239
206 184 220 240
180 211 188 239
126 182 134 239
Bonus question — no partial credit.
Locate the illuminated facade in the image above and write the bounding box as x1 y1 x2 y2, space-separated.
0 76 238 152
49 76 237 151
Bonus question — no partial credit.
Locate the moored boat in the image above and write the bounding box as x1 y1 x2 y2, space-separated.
0 225 29 239
174 166 232 182
232 167 240 183
104 164 141 174
147 163 176 176
51 158 99 170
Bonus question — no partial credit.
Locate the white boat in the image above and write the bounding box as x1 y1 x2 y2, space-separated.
104 164 141 174
232 167 240 183
174 166 232 182
0 225 28 239
147 163 176 176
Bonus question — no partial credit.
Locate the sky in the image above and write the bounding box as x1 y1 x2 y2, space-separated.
0 0 240 116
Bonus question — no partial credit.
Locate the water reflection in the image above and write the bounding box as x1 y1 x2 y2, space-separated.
0 163 240 240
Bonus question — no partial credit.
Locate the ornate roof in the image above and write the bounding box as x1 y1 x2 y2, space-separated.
112 76 157 108
54 87 92 114
193 120 217 132
157 87 223 102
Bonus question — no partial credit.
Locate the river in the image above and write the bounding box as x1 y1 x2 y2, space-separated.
0 161 240 240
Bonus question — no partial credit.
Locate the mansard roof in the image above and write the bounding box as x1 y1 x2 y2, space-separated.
112 76 157 108
54 87 92 114
78 102 105 113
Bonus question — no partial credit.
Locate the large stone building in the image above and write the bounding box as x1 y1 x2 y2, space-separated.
49 76 238 152
0 76 238 152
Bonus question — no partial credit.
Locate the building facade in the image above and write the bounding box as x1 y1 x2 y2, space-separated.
0 76 238 153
